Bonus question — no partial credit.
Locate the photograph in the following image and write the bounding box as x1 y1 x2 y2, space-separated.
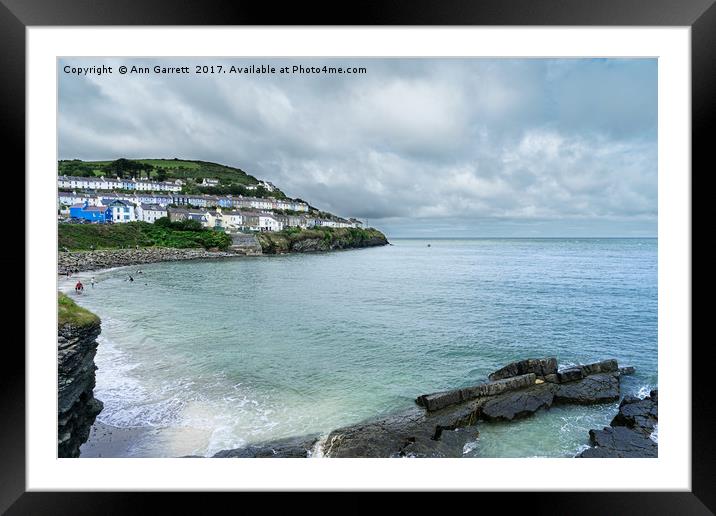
56 56 658 460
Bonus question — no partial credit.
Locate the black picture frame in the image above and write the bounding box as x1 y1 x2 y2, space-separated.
3 0 708 512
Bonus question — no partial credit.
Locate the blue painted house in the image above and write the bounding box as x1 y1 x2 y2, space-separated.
69 201 110 223
218 196 233 208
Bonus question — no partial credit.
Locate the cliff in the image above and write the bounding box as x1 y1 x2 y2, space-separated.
58 293 103 457
256 227 389 254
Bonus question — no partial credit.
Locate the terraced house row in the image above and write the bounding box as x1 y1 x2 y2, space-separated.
58 190 310 212
66 199 362 232
58 175 183 192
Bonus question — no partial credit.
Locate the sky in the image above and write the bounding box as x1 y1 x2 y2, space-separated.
58 58 657 237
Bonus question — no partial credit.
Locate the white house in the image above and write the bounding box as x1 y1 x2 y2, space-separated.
204 210 224 229
202 178 220 187
57 176 99 190
136 203 167 223
318 219 349 228
258 213 282 232
57 174 181 192
107 199 136 223
219 209 243 229
249 197 273 210
258 180 276 192
292 201 309 212
58 191 95 207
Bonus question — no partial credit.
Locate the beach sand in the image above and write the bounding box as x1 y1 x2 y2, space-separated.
79 421 152 458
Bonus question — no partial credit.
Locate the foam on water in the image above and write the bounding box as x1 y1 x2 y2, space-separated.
650 424 658 443
462 440 479 456
308 434 329 458
637 385 654 399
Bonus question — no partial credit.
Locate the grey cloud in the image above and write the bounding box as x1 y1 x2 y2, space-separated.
58 57 657 236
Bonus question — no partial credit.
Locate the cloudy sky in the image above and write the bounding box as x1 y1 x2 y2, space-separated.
58 57 657 237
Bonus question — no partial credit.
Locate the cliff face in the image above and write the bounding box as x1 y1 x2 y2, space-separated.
58 296 103 457
257 227 389 254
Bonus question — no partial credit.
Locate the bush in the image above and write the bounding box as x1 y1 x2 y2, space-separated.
155 216 172 228
58 221 231 251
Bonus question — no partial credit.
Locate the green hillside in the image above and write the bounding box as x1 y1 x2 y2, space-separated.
58 220 232 251
58 158 286 198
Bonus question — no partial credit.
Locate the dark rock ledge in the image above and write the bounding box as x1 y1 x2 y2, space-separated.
577 390 658 458
211 357 643 458
58 320 104 457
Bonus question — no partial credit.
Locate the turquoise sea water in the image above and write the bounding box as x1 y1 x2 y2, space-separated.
64 238 657 458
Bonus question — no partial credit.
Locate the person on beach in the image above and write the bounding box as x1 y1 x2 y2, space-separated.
128 275 134 282
75 281 83 293
91 277 96 288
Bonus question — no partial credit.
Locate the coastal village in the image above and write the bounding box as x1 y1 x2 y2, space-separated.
58 173 364 233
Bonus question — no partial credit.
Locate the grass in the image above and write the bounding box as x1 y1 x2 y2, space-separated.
58 292 100 327
58 221 232 251
135 159 201 169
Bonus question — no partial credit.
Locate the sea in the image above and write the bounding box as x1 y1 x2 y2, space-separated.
63 238 657 458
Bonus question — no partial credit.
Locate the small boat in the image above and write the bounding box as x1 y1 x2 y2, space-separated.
427 244 431 247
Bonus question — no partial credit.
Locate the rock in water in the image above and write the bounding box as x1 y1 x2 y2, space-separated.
480 384 555 421
488 357 558 381
553 373 620 405
212 434 320 458
580 426 658 457
578 390 658 458
416 373 536 411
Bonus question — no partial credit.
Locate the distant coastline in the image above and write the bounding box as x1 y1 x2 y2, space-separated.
58 227 389 274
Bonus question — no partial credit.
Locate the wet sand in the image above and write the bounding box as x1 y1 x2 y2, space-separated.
79 421 152 458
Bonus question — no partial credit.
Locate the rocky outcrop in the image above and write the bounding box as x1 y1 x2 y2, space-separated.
416 373 536 411
488 358 558 381
212 434 320 458
209 357 640 459
257 228 389 255
58 247 239 273
479 383 555 421
416 358 627 414
58 320 103 457
553 372 620 405
578 390 658 458
317 358 637 458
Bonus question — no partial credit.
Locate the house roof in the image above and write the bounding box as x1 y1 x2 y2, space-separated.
70 204 107 212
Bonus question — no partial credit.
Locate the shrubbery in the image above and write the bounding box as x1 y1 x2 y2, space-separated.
58 221 231 251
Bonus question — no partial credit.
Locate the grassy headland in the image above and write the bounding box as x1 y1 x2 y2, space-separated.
58 220 232 251
58 292 100 327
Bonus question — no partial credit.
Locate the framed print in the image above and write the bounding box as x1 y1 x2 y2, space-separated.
4 0 709 512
